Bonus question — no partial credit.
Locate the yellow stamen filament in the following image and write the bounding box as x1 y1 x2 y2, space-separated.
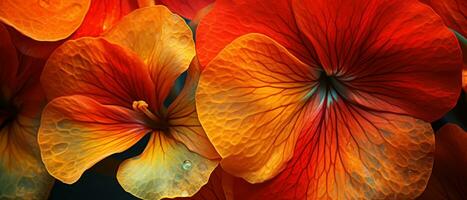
132 100 159 122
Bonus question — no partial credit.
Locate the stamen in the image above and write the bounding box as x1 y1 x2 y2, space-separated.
132 100 159 122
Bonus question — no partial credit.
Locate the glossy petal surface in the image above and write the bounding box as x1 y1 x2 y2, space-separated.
38 95 150 184
117 132 218 200
0 0 90 41
197 34 319 182
41 37 156 108
104 6 195 109
293 0 462 122
196 0 319 67
197 32 436 198
418 124 467 200
159 0 214 19
169 59 219 159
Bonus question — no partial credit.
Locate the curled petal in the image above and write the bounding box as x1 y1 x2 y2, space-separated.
38 95 151 184
104 6 195 109
420 0 466 37
117 132 218 200
197 33 319 182
41 37 156 108
0 0 90 41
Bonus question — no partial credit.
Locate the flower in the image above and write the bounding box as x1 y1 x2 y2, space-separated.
195 0 462 199
38 6 219 200
138 0 215 20
0 23 53 199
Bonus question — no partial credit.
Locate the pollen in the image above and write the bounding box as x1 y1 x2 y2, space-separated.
132 100 158 122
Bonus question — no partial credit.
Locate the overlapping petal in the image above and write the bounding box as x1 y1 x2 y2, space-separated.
0 0 90 41
197 33 320 182
41 37 156 108
169 58 219 160
104 6 195 110
418 123 467 200
38 95 151 184
158 0 214 19
9 0 139 59
117 132 217 199
293 0 462 122
420 0 466 37
196 0 320 67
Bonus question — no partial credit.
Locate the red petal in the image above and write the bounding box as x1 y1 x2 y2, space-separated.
0 23 18 94
421 0 467 37
417 124 467 200
196 0 319 68
159 0 214 19
293 0 462 122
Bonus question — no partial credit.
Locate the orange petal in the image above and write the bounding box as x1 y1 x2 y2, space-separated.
418 123 467 200
0 23 18 96
41 37 156 108
104 6 195 109
196 33 320 183
196 33 435 199
0 0 90 41
168 58 219 159
175 167 235 200
158 0 214 19
38 95 151 184
117 132 218 199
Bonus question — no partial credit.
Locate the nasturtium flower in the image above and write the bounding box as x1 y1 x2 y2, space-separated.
195 0 463 199
0 0 91 41
9 0 140 59
0 23 53 199
38 6 219 200
420 0 467 92
418 123 467 199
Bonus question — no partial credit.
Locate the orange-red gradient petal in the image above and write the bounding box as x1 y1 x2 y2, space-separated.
158 0 214 19
0 0 90 41
41 37 156 108
38 95 151 184
293 0 462 122
197 33 435 198
196 0 320 68
9 0 139 59
105 6 195 110
197 33 320 183
175 167 235 200
117 132 218 200
418 124 467 200
421 0 466 37
168 58 219 160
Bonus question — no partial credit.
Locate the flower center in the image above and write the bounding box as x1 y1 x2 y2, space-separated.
132 100 169 132
316 72 346 105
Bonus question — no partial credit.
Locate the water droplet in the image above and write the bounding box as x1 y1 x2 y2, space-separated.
182 160 192 171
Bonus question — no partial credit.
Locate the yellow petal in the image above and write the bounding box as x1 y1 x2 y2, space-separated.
104 5 195 107
117 132 218 200
196 33 320 183
38 95 150 184
0 0 90 41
